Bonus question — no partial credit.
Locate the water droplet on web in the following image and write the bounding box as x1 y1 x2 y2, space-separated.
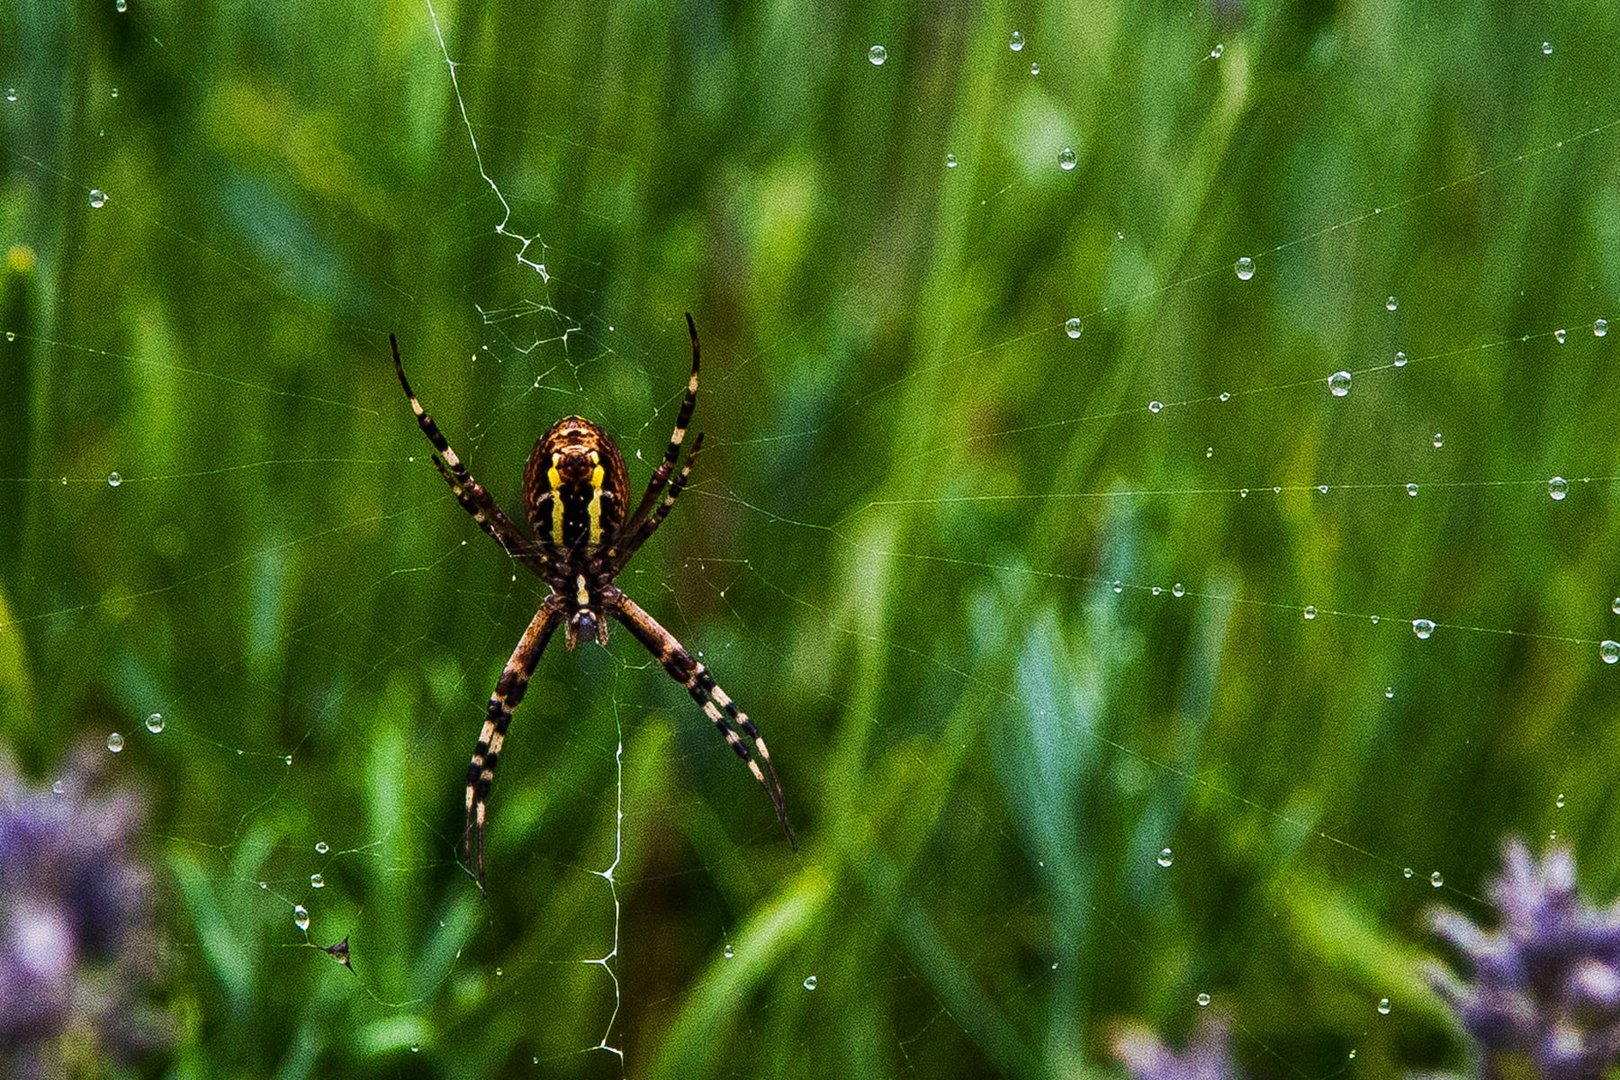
1303 606 1317 620
283 754 293 765
107 471 122 487
145 712 164 733
1208 43 1224 59
1239 488 1249 498
51 780 64 794
115 0 127 11
4 332 13 341
1542 40 1554 55
1206 447 1214 458
1029 62 1040 76
1556 792 1566 808
1009 30 1025 51
110 87 118 98
1234 256 1254 280
1064 317 1082 339
1058 147 1077 171
1370 614 1380 624
410 1043 420 1054
1151 586 1162 596
1429 870 1444 888
1327 370 1351 397
1393 350 1408 367
293 904 310 931
1385 296 1398 312
1406 483 1419 497
315 841 330 855
1403 867 1414 878
1555 328 1568 344
867 44 887 66
1157 847 1174 867
1412 618 1435 639
1601 640 1620 665
1611 597 1620 615
1596 318 1610 338
802 975 818 990
310 873 324 889
4 89 15 103
1147 400 1163 414
1272 486 1282 495
106 732 124 753
723 944 734 959
495 967 504 977
88 188 108 209
1549 476 1568 500
1172 583 1185 597
1112 580 1123 594
1195 992 1211 1007
1377 997 1391 1015
945 153 957 169
1384 685 1394 699
1432 432 1444 448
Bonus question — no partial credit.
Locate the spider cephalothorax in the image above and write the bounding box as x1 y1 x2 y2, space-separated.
392 315 796 891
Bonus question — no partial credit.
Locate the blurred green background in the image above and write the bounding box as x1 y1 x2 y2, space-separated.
3 0 1619 1076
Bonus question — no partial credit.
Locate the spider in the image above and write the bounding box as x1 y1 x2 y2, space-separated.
391 315 797 891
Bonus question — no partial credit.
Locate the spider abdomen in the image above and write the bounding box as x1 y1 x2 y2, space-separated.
524 416 630 557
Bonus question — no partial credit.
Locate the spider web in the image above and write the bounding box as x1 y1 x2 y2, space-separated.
1 1 1618 1077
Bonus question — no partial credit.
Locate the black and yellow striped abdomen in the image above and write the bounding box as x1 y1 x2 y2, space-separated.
523 416 630 558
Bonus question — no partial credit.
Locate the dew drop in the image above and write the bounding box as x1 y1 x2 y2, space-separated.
1542 40 1554 55
1555 327 1568 344
1377 997 1391 1015
1009 30 1025 51
1549 476 1569 500
1430 870 1444 888
4 332 13 341
1209 43 1224 59
1218 391 1231 402
1239 488 1249 498
1112 580 1123 594
1157 847 1174 867
110 87 118 98
294 904 310 931
1556 792 1566 808
115 0 127 11
802 975 818 990
945 153 957 169
1384 685 1394 699
1272 486 1282 495
1147 400 1163 414
88 188 108 209
1596 318 1610 338
1393 350 1408 367
1412 618 1435 639
1029 62 1040 75
1064 316 1082 339
106 471 122 487
1172 583 1185 598
723 944 734 959
1385 296 1398 312
1303 606 1317 620
1234 256 1255 280
1151 586 1162 596
4 89 15 103
410 1044 420 1054
106 732 124 753
145 712 164 733
1327 370 1352 397
310 873 324 889
867 44 887 65
1196 992 1211 1007
1206 447 1214 458
1406 483 1419 497
1370 615 1380 624
1611 597 1620 615
1601 640 1620 665
1318 484 1329 494
1058 146 1077 171
315 841 330 855
52 780 64 794
1403 867 1414 879
1432 432 1444 448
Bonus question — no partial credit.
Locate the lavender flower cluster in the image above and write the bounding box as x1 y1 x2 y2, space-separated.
1113 840 1620 1080
0 746 165 1077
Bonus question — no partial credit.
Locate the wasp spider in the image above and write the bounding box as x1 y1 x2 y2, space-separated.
392 315 797 890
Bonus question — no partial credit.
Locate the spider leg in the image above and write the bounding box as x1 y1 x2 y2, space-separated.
392 334 532 562
622 313 700 535
608 588 797 850
465 599 563 892
611 432 704 568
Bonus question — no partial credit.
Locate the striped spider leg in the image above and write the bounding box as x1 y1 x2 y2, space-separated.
393 316 796 893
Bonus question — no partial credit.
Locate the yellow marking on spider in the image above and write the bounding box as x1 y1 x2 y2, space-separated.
576 575 590 606
547 454 565 545
587 452 606 544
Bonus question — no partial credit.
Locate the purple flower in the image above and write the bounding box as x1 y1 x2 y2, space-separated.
1429 839 1620 1080
1112 1013 1242 1080
0 745 165 1077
